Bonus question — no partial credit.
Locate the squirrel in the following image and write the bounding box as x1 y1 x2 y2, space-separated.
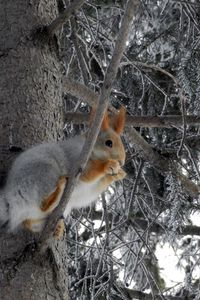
0 107 126 236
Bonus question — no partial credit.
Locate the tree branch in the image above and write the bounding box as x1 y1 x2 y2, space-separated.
62 77 117 113
40 0 139 245
125 288 194 300
70 17 90 85
125 127 200 197
89 211 200 237
134 218 200 237
65 112 200 128
46 0 86 36
63 79 200 197
62 77 98 107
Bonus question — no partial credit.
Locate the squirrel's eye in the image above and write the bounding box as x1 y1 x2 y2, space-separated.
105 140 113 148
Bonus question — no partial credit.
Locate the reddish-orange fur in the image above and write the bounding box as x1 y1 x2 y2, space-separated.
81 160 108 182
22 218 44 231
22 107 126 235
54 219 65 240
112 107 126 134
81 107 126 183
89 107 125 133
41 176 67 212
89 107 110 131
98 168 126 192
22 176 67 232
101 111 110 131
80 159 119 182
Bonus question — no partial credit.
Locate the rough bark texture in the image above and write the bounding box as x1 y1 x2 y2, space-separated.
0 1 68 299
0 232 68 300
0 0 63 181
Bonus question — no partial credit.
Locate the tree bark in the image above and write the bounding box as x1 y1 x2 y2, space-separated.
0 0 63 180
0 1 68 299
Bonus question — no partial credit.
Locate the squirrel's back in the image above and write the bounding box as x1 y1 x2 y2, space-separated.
3 135 85 231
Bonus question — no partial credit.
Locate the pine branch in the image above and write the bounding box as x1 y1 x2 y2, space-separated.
62 77 98 107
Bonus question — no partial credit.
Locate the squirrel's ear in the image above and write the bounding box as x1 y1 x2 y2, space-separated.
89 107 109 130
112 107 126 134
101 110 110 131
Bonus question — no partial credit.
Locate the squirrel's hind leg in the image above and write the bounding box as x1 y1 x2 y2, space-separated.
23 176 67 234
53 219 65 240
22 218 45 232
40 176 67 238
23 217 65 236
40 176 67 214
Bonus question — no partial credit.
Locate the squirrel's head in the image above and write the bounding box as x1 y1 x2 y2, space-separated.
92 107 126 166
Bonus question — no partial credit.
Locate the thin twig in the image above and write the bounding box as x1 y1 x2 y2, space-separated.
177 91 187 157
70 17 90 85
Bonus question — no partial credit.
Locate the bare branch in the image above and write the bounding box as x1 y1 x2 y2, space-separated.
46 0 86 36
125 288 194 300
132 217 200 237
121 60 179 87
62 78 116 112
70 17 90 84
90 211 200 237
65 112 200 128
62 77 98 107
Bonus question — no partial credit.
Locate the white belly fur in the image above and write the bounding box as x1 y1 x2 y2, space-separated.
64 180 100 217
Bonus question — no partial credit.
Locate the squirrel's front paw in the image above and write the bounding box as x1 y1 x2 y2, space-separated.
105 159 120 175
114 168 127 181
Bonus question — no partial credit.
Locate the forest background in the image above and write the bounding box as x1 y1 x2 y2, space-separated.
1 0 200 299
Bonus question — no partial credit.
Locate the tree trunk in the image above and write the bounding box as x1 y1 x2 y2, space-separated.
0 0 63 180
0 0 68 299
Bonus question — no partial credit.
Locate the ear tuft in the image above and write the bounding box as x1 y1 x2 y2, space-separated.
101 111 110 131
112 107 126 134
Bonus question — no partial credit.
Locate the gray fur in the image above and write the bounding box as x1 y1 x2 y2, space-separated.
0 116 126 232
2 135 85 231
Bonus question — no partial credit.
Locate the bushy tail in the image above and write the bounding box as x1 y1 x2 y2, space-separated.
0 189 9 230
